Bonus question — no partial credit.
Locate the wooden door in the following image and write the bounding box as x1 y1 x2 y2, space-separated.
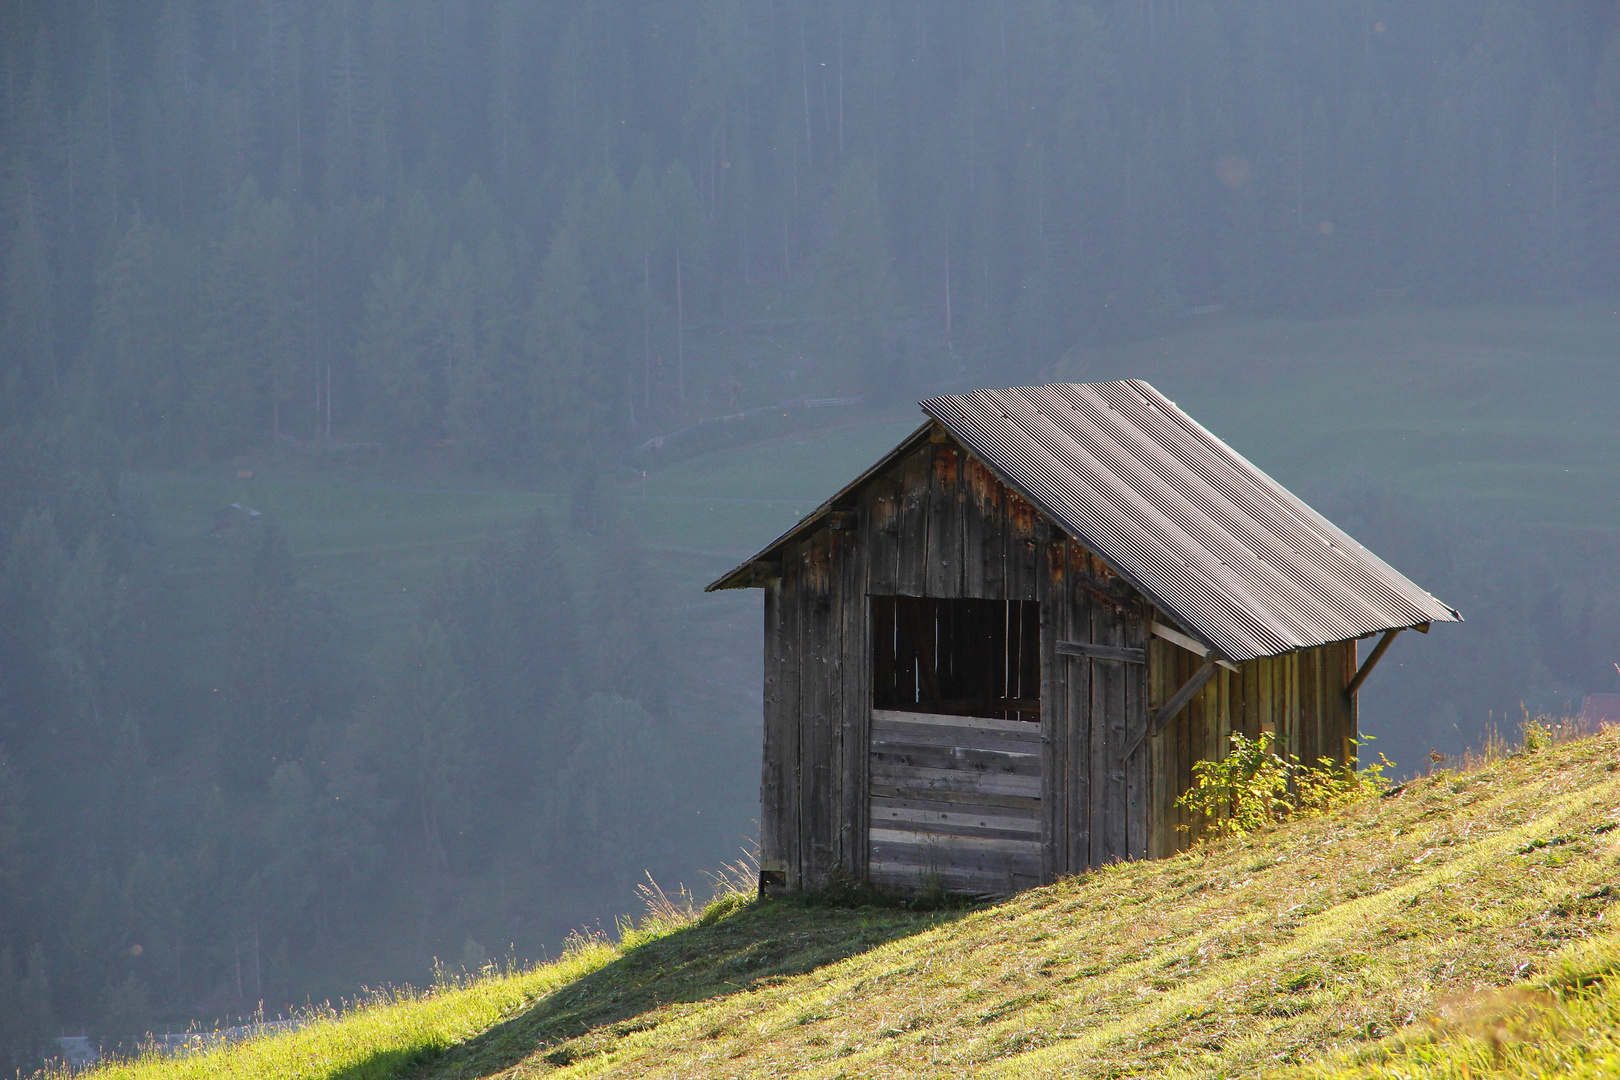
866 709 1042 895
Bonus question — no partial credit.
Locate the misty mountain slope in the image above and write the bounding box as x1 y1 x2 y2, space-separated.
85 727 1620 1080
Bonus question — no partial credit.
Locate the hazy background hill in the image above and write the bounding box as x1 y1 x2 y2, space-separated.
3 1 1620 1068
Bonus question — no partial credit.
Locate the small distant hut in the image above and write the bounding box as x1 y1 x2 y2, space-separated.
211 502 263 537
708 381 1460 897
1580 695 1620 726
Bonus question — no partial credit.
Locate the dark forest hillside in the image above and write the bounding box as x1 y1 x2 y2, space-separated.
3 1 1620 1069
4 2 1618 455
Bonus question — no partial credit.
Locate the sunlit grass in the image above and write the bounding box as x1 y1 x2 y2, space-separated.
79 726 1620 1080
1291 933 1620 1079
68 942 620 1080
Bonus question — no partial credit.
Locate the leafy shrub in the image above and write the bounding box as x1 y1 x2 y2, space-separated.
1176 732 1294 838
1176 733 1392 839
1293 739 1394 815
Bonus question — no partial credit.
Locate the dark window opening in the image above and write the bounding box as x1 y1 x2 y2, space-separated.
871 596 1040 722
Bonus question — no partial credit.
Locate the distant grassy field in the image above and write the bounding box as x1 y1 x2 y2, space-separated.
79 722 1620 1079
1062 303 1620 534
136 472 551 656
135 303 1620 669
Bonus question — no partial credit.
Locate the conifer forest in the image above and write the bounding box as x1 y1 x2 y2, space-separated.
3 1 1620 1068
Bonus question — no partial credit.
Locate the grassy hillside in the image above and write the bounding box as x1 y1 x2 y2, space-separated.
79 725 1620 1080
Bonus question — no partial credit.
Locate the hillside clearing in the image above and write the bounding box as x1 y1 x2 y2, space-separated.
80 726 1620 1080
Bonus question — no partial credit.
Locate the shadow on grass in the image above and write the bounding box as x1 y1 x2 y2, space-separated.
388 897 964 1080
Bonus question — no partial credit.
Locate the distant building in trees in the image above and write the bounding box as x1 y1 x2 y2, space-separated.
211 503 262 537
710 382 1460 897
1579 695 1620 726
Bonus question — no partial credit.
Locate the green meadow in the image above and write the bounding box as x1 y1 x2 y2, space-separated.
76 712 1620 1079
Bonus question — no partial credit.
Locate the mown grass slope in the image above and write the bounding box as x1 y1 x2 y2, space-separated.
1290 931 1620 1080
84 727 1620 1080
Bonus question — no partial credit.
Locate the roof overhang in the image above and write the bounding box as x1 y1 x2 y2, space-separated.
706 382 1461 663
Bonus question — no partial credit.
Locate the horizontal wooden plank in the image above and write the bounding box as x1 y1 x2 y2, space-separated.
868 785 1042 813
869 745 1040 776
869 849 1042 881
869 801 1039 834
870 793 1041 819
871 709 1039 735
868 763 1042 798
866 815 1039 843
868 855 1043 884
868 861 1040 896
1056 640 1146 664
869 828 1042 856
870 735 1043 764
870 856 1040 881
871 720 1043 752
926 697 1041 716
868 854 1043 885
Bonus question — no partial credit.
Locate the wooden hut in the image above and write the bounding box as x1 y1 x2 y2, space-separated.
708 381 1460 897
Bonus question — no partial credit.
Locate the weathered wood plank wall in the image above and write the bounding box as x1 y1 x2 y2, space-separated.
868 710 1043 894
1146 635 1357 857
760 430 1358 894
763 435 1151 891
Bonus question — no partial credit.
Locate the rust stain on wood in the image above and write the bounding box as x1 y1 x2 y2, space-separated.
1046 539 1066 583
965 455 1004 514
1007 490 1038 538
871 491 898 533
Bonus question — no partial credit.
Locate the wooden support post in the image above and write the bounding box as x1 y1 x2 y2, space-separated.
1123 658 1218 759
1344 628 1401 701
1055 641 1146 664
1151 622 1239 671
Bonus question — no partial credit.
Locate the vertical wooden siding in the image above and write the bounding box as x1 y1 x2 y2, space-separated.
759 433 1355 893
1146 635 1358 857
762 436 1150 890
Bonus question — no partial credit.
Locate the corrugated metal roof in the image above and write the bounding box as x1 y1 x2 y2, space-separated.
710 381 1460 662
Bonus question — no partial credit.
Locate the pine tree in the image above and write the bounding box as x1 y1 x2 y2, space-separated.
1587 9 1620 290
526 228 599 467
539 694 672 888
356 257 436 445
194 180 308 453
86 214 184 452
0 178 58 421
217 518 348 787
815 159 896 397
364 619 473 869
